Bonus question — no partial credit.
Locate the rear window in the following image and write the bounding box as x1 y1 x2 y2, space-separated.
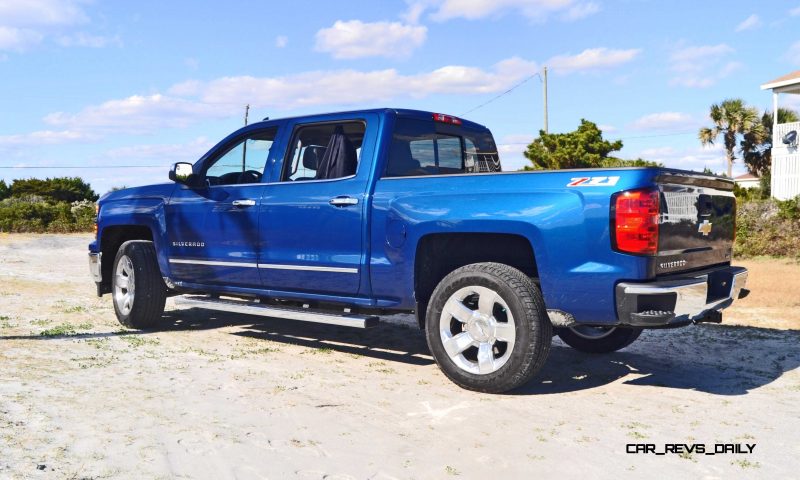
385 117 501 177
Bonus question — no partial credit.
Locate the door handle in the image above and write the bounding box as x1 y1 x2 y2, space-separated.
232 199 256 207
329 196 359 207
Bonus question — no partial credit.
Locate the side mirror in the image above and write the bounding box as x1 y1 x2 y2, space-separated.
169 162 203 187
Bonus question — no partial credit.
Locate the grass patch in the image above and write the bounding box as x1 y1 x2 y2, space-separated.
445 466 460 476
230 346 279 359
39 322 92 336
120 335 160 348
62 305 87 314
303 347 333 355
731 459 760 469
40 323 76 336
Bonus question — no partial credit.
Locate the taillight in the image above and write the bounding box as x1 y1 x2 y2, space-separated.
432 113 462 125
612 188 660 255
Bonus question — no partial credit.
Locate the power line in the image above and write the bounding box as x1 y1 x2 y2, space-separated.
459 73 542 117
0 165 162 169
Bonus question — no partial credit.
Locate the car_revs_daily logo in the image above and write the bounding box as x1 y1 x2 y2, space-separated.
567 176 621 187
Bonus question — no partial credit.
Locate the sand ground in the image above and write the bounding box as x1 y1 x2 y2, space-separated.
1 234 798 479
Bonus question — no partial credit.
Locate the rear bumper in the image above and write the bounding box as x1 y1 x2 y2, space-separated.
616 265 748 327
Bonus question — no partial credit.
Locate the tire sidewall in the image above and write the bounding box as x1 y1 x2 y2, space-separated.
112 241 162 329
425 266 546 391
556 326 642 354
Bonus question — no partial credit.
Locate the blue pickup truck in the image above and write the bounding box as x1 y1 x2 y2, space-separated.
88 108 749 392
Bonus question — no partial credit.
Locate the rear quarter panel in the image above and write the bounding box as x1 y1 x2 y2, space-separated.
370 168 659 324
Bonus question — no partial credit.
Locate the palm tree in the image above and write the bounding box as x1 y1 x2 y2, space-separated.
741 107 799 177
699 98 766 178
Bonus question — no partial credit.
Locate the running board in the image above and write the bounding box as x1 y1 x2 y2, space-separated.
173 295 379 328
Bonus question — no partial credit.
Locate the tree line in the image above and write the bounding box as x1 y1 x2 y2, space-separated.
0 177 98 233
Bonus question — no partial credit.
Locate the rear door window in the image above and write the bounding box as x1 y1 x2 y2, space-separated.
282 121 366 182
385 117 500 177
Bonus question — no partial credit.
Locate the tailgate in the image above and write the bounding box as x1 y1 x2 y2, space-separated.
654 172 735 276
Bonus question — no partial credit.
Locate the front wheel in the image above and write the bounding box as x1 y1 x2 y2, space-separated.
425 263 552 393
556 326 642 354
112 240 167 329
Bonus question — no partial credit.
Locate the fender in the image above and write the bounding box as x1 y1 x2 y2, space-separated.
96 183 175 278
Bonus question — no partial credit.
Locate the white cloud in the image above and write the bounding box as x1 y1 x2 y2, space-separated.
0 0 117 52
315 20 427 59
670 43 734 66
185 57 539 109
562 2 600 21
598 124 616 133
8 48 637 149
0 0 88 27
57 32 121 48
0 26 43 50
0 129 95 147
791 6 800 16
402 2 427 24
669 43 740 88
630 112 697 131
275 35 288 48
43 94 235 134
414 0 598 22
546 47 641 73
735 14 762 32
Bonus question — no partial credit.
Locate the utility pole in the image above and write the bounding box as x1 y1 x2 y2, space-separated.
542 66 549 134
242 104 250 172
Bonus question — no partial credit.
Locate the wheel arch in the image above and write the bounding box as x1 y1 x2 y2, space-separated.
413 232 539 329
98 224 155 294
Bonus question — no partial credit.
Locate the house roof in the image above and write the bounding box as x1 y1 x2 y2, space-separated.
734 172 759 180
761 70 800 91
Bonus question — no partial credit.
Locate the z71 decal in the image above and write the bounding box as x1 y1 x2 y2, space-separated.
567 176 621 187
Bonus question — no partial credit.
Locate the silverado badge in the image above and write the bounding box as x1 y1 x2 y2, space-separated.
698 220 712 236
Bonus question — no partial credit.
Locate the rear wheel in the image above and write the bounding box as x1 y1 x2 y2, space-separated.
112 240 167 329
425 262 552 393
556 326 642 354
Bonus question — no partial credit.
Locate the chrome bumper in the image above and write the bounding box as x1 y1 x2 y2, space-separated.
616 266 748 327
88 252 102 283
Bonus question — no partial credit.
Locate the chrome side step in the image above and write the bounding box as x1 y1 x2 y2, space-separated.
173 295 379 328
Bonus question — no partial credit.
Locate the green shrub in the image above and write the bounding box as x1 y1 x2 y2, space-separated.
9 177 98 203
0 197 96 233
735 197 800 259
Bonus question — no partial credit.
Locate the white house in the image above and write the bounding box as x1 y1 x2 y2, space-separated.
761 71 800 200
734 172 760 189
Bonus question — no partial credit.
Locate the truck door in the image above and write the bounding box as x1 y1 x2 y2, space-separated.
259 115 377 296
165 124 284 289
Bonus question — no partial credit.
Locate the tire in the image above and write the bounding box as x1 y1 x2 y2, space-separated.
425 262 552 393
556 326 642 354
112 240 167 329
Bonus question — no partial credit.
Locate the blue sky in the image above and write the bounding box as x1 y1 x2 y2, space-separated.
1 0 799 195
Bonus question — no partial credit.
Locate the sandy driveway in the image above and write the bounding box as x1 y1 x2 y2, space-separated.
1 234 799 479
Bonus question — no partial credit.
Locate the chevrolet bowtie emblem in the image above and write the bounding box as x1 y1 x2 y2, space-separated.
698 220 712 236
